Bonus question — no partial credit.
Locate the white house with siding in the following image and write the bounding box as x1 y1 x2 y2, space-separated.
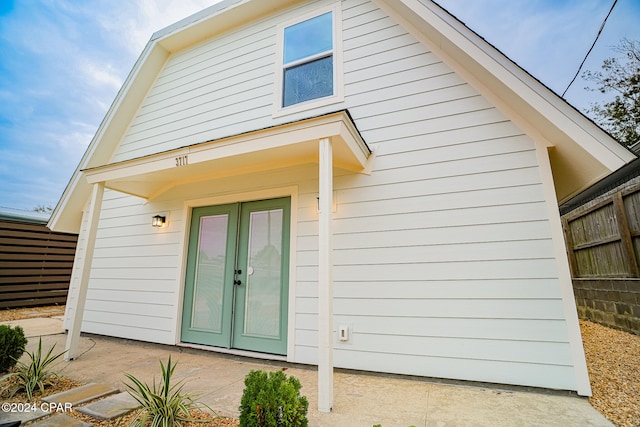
49 0 635 412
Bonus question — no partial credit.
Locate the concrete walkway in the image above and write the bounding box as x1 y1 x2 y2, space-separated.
6 317 613 427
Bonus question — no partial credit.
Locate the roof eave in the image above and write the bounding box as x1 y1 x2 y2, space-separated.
375 0 635 202
152 0 300 53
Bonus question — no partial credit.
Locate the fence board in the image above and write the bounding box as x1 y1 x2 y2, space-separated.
0 275 72 284
0 217 77 309
0 245 75 255
0 237 77 248
563 181 640 334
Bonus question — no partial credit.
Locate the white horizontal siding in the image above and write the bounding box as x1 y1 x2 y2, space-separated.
298 330 572 365
300 239 556 265
81 317 174 345
301 202 550 237
327 220 552 249
332 279 563 300
297 294 564 318
333 297 565 318
302 259 559 282
85 278 176 293
67 189 183 344
331 350 577 390
296 314 569 341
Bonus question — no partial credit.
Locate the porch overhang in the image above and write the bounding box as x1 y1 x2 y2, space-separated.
82 111 371 199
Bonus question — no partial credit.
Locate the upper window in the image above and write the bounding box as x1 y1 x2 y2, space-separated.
276 5 342 114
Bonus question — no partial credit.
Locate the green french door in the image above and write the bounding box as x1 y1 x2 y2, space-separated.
181 198 290 355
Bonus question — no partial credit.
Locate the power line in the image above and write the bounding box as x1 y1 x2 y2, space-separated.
562 0 618 97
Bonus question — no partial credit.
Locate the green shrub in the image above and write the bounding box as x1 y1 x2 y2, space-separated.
239 370 308 427
1 337 66 399
124 355 214 427
0 324 27 373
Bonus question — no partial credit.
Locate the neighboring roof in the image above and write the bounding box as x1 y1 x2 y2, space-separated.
0 206 50 224
49 0 636 233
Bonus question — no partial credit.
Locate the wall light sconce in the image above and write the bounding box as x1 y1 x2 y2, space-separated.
151 215 166 228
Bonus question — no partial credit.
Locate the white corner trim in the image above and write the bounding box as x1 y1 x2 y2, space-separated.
534 141 592 396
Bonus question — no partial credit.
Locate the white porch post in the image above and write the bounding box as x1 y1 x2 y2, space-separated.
318 137 334 413
65 182 104 360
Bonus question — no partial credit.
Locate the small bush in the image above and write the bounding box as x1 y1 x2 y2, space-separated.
239 369 308 427
0 337 66 399
0 324 27 373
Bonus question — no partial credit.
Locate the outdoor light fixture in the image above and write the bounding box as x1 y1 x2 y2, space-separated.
151 215 166 228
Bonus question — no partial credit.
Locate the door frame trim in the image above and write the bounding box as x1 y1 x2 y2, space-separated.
173 186 299 362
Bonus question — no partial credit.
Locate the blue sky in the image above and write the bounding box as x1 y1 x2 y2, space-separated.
0 0 638 212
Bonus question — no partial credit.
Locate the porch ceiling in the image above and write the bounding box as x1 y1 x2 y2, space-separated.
82 111 370 199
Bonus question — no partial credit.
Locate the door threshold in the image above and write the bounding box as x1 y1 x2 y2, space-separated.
177 342 287 362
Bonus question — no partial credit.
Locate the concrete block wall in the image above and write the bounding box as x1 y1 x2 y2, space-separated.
573 279 640 334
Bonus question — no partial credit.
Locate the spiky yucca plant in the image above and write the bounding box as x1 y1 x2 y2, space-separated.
0 337 66 399
124 355 214 427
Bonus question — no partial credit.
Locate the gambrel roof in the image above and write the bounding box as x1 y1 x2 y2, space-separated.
49 0 635 233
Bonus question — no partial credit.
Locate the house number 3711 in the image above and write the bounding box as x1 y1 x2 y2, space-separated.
175 155 188 167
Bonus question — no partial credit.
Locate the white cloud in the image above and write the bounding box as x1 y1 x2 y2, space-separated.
80 60 123 91
95 0 222 57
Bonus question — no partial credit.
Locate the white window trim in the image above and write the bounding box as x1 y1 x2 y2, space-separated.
273 3 344 118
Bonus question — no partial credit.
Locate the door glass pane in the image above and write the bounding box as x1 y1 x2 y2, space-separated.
191 214 228 332
244 209 283 338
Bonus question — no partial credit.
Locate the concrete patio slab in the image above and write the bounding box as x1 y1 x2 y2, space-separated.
423 381 611 427
12 326 613 427
29 413 92 427
0 405 49 425
76 391 140 420
5 317 64 338
42 383 118 406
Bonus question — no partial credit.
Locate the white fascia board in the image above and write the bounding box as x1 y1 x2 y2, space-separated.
153 0 300 53
380 0 634 170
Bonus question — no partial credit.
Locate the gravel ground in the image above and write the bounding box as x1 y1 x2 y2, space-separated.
580 320 640 427
1 307 638 426
0 305 65 321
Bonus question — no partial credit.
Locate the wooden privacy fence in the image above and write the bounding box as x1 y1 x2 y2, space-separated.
0 216 78 309
562 181 640 334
